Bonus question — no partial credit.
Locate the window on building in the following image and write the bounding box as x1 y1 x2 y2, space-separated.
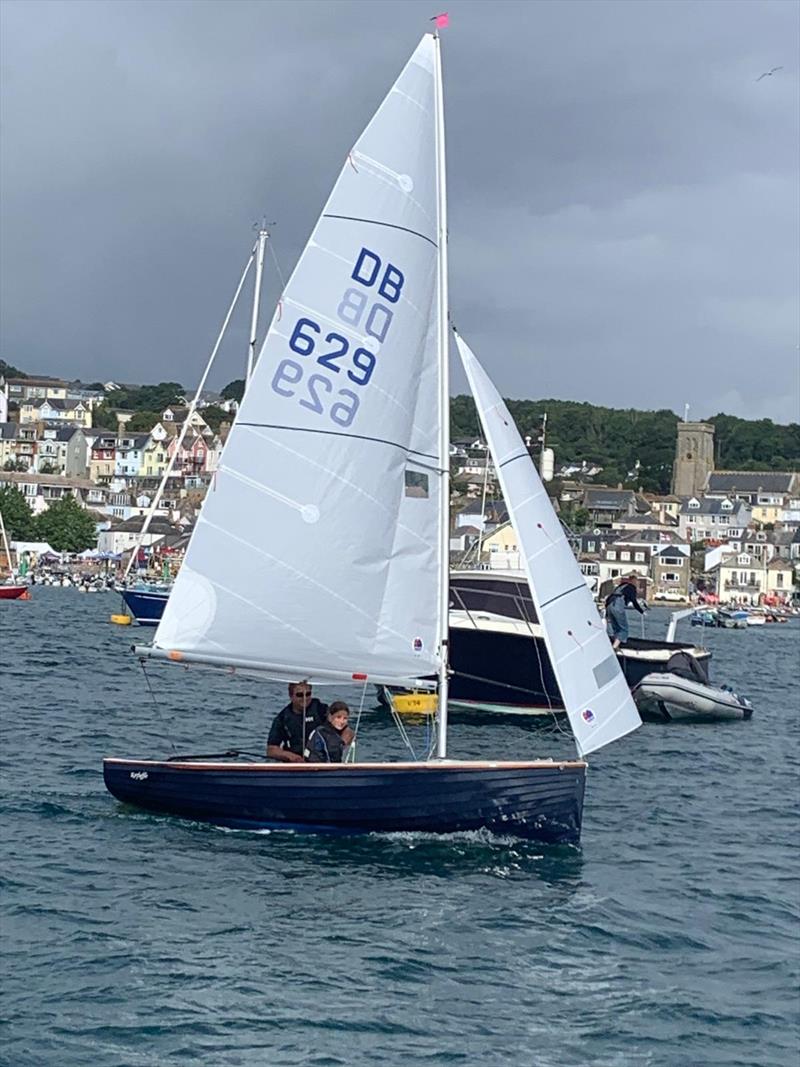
607 551 616 560
635 552 645 562
777 573 784 587
663 572 680 583
620 551 630 561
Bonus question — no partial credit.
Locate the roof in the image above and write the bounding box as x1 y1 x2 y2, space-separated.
614 529 684 545
25 397 86 411
654 543 691 558
706 471 798 494
0 421 19 440
680 497 750 516
767 556 794 570
116 434 150 449
0 471 95 489
3 376 67 387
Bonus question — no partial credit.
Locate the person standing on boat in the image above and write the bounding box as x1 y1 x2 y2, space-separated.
266 683 353 762
305 702 351 763
605 575 646 650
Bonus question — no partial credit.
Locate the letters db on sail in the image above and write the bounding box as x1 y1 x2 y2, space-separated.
270 247 407 432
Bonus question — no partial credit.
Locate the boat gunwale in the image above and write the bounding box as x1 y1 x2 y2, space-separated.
103 757 587 772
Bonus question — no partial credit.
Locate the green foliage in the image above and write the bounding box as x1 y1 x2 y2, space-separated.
38 461 56 474
198 405 227 433
450 396 799 494
127 410 161 432
91 382 185 427
221 379 245 402
0 487 39 540
35 495 96 553
0 359 29 379
3 459 28 472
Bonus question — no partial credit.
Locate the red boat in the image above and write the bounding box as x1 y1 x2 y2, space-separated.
0 585 29 600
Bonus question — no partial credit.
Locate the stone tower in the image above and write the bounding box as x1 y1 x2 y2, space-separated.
671 421 715 497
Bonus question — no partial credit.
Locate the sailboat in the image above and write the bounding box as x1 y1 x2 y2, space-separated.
0 509 29 600
103 31 640 844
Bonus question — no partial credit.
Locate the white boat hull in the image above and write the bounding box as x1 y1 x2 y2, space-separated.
633 672 753 723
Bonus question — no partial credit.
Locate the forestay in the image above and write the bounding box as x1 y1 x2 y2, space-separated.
455 332 641 756
150 35 444 686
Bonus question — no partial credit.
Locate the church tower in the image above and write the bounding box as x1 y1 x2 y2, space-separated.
671 421 715 497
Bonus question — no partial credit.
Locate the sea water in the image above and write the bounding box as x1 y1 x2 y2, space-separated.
1 591 798 1066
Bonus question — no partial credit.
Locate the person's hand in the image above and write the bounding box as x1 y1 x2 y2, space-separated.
287 751 305 763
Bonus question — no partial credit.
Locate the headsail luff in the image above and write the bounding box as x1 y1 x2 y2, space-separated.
146 35 445 687
454 331 641 756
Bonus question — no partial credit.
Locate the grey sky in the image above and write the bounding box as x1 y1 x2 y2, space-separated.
1 0 798 422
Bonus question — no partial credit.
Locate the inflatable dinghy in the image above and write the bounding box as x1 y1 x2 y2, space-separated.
632 650 753 723
633 673 752 722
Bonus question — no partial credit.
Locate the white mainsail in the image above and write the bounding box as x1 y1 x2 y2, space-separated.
149 35 445 686
455 331 641 756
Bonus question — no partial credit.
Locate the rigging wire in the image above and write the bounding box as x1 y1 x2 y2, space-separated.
345 678 370 764
139 658 178 754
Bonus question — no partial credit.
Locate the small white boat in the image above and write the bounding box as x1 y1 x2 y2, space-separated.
633 672 752 723
745 613 766 626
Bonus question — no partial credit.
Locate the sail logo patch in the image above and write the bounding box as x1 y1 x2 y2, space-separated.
413 637 423 654
582 709 596 724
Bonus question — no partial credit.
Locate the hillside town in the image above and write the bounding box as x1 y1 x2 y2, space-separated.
1 374 798 606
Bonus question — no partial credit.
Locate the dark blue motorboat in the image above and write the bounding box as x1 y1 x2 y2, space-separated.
103 757 587 844
121 587 170 626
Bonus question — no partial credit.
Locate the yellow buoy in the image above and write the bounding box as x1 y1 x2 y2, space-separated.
392 692 438 716
110 614 132 625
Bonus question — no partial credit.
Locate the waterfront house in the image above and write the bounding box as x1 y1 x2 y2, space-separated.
561 485 650 529
19 397 92 428
0 423 37 472
87 431 118 483
114 434 149 478
765 558 796 603
677 496 751 542
651 543 691 601
597 544 652 590
141 437 169 478
714 551 767 605
0 471 101 516
2 376 68 405
36 425 89 477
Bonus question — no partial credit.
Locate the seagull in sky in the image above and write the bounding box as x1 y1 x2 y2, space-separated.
756 66 783 81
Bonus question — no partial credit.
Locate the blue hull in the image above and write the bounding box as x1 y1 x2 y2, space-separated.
103 758 586 844
121 589 169 626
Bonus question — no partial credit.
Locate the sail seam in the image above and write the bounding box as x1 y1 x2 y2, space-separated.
237 422 441 463
322 214 438 248
540 583 589 609
498 451 529 470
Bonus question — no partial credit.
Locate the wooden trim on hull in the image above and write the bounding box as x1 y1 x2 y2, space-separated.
103 759 587 844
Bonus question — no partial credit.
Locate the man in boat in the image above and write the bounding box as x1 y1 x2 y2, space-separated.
604 574 646 650
266 682 353 763
304 702 351 763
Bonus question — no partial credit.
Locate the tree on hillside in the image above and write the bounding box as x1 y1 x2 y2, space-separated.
0 487 39 540
0 359 28 379
198 405 227 433
221 379 245 403
36 496 96 553
127 410 161 432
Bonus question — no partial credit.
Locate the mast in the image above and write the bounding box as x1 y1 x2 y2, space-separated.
245 226 269 385
0 507 13 576
433 31 451 758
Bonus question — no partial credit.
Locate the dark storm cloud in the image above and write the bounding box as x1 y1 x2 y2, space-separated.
1 0 797 421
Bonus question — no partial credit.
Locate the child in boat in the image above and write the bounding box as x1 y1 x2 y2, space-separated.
305 702 351 763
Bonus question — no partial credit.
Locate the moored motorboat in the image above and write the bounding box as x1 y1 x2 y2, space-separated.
120 586 170 625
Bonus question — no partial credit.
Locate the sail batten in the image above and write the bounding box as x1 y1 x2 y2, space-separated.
455 331 641 757
151 34 445 685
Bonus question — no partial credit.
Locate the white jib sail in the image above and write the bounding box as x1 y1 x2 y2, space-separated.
151 35 444 686
455 332 641 756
